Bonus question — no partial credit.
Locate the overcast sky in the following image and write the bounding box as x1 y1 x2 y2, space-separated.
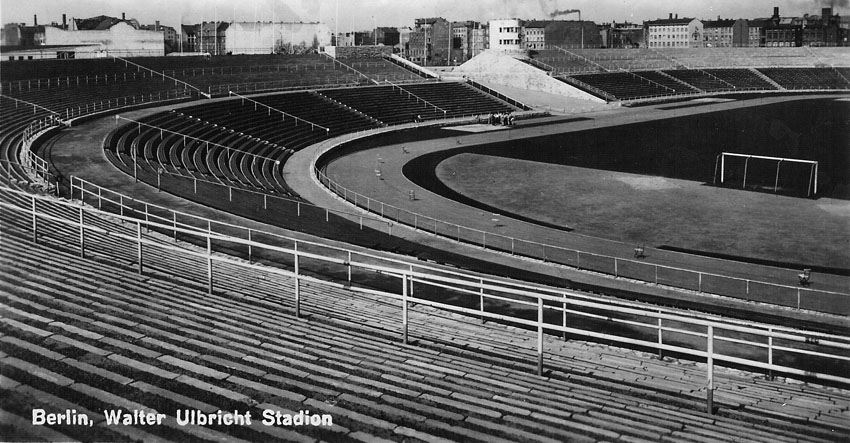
2 0 847 32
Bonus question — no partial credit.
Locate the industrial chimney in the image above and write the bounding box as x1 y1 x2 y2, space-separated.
773 7 780 19
62 14 67 29
122 12 126 20
33 15 37 26
669 13 673 20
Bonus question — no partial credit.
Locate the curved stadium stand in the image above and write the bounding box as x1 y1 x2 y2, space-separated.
2 51 850 442
2 186 850 442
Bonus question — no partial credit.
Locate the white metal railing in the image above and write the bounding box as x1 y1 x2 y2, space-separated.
110 55 207 98
207 80 360 97
37 175 850 340
69 173 393 235
1 184 848 416
323 54 378 85
383 80 448 116
311 118 850 315
227 91 330 133
465 79 531 111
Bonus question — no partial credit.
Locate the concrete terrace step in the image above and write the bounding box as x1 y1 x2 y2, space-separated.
2 211 850 441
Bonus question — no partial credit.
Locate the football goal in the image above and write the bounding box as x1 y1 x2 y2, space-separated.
714 152 818 197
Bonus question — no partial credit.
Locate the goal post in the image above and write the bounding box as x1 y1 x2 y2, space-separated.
714 152 818 197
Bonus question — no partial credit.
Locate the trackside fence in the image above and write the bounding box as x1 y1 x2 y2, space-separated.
311 122 850 316
1 185 849 416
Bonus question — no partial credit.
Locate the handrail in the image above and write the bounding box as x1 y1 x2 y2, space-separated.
69 174 393 244
624 71 676 93
383 80 448 115
310 120 850 313
557 75 618 101
552 46 609 72
114 115 283 164
0 94 61 116
323 54 379 85
1 185 848 409
465 79 531 111
228 91 330 133
110 55 209 98
52 174 850 340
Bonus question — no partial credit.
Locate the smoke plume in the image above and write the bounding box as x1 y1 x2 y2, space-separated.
549 9 580 18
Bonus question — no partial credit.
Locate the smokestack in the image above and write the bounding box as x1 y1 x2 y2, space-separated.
33 15 37 26
669 13 673 19
675 14 678 19
156 20 160 30
122 12 126 20
773 7 779 19
62 14 66 29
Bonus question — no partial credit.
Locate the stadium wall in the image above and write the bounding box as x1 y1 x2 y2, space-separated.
455 50 605 103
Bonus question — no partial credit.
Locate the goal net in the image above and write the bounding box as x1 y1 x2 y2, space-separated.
714 152 818 198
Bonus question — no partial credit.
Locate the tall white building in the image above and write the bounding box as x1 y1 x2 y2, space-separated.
489 19 523 51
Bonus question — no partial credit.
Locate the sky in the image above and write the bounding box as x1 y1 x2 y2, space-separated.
1 0 848 32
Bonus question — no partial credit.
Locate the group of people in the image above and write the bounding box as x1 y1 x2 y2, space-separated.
484 112 515 126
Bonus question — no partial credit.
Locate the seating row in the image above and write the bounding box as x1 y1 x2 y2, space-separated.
1 187 848 443
568 67 849 100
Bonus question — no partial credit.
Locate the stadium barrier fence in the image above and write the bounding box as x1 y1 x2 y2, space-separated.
2 184 849 416
310 111 850 316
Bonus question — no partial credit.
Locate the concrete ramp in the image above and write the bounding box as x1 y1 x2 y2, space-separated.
455 50 606 104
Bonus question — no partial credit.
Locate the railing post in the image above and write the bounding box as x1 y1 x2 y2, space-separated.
562 293 568 341
78 205 85 258
768 327 774 380
247 229 253 262
294 241 301 318
137 221 143 274
537 296 544 376
347 251 352 284
207 233 213 295
706 325 715 415
658 311 664 358
402 273 409 345
479 278 485 322
30 195 38 243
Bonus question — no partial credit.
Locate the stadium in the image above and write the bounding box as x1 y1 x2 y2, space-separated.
1 26 850 443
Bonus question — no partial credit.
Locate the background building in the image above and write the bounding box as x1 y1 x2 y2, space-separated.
702 18 737 47
180 21 330 55
489 18 523 51
375 27 400 47
451 21 487 63
541 20 601 48
2 13 164 59
644 14 703 48
599 21 645 48
523 21 546 50
140 21 178 53
407 17 451 66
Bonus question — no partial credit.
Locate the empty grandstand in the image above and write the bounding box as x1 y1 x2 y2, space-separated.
2 43 850 443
